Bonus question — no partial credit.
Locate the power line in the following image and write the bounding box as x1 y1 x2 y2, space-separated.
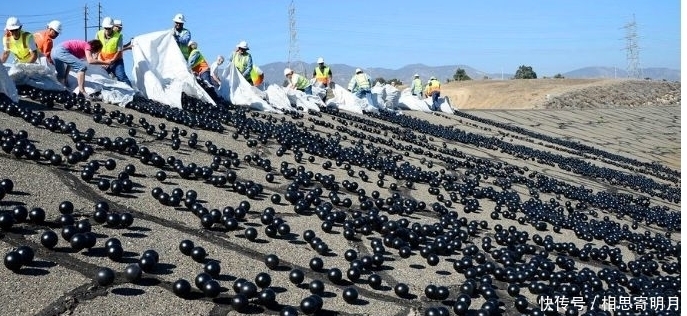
287 0 305 75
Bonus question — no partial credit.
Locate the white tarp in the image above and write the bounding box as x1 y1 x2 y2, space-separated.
0 64 18 103
326 84 379 114
397 88 453 113
216 63 278 112
6 63 64 91
398 88 432 112
131 30 215 109
286 88 323 112
383 84 401 109
5 62 136 106
264 84 294 111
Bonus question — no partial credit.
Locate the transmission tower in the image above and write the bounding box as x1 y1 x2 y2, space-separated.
287 0 305 75
623 14 642 79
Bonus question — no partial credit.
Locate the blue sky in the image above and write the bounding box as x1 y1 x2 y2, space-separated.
2 0 681 77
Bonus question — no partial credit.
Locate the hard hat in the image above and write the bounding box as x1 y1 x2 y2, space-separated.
5 17 22 31
355 68 362 73
47 20 62 33
414 73 419 77
173 13 185 23
102 17 114 28
430 76 436 80
317 57 324 64
236 41 249 50
284 68 293 76
188 41 197 47
113 19 122 27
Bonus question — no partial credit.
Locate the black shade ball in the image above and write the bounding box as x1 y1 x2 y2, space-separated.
40 230 59 249
95 267 116 286
3 251 22 271
172 279 191 297
289 269 305 285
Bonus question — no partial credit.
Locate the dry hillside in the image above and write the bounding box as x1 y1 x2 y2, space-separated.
438 78 681 110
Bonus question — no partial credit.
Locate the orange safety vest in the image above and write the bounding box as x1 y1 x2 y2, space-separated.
4 31 34 62
96 29 121 62
33 30 53 60
189 49 209 74
314 66 331 85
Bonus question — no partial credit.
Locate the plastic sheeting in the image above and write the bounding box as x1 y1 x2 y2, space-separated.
0 64 18 103
397 88 454 114
5 62 137 106
326 84 378 114
131 30 215 109
216 62 277 112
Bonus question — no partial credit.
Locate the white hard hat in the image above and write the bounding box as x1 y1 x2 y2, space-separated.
47 20 62 33
284 68 293 76
317 57 324 64
430 76 436 80
355 68 362 74
113 19 122 27
236 41 249 49
188 41 197 47
414 73 419 77
5 17 22 31
173 13 185 23
102 17 114 28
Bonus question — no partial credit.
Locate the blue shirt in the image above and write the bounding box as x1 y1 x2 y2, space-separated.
173 28 191 46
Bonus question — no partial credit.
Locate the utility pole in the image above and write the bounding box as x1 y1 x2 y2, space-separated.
84 2 103 40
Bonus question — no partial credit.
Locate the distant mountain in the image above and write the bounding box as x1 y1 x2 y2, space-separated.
259 62 679 85
563 67 680 81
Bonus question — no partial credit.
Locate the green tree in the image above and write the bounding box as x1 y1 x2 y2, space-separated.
514 65 537 79
374 77 386 85
553 73 564 79
453 68 472 81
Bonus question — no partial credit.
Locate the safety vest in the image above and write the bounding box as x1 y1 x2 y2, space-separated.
96 30 121 62
231 51 250 73
354 73 371 90
314 66 331 85
292 73 310 90
33 30 52 58
411 78 422 94
189 49 209 74
4 31 34 63
426 79 441 94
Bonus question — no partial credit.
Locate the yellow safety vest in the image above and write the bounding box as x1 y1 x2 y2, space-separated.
5 31 34 62
412 78 423 93
96 30 121 62
314 66 331 85
426 79 441 94
293 73 309 90
354 73 370 90
189 49 209 74
232 51 250 73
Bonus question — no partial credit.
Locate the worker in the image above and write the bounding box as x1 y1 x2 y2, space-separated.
1 17 38 64
186 41 212 86
230 41 253 84
284 68 312 95
112 19 132 51
410 73 423 99
209 55 224 87
33 20 62 65
425 76 441 110
312 57 333 88
51 39 109 97
347 68 372 99
96 17 131 87
171 13 191 59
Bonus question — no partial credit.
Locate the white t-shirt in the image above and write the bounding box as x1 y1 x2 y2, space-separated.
210 61 222 78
